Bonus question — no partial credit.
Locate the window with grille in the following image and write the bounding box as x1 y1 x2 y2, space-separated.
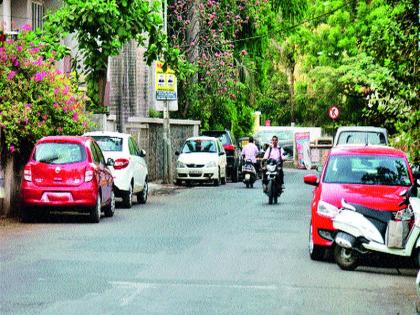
32 1 44 30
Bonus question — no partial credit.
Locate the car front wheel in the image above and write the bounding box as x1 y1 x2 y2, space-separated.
137 179 148 204
309 222 326 261
122 183 133 208
104 189 115 217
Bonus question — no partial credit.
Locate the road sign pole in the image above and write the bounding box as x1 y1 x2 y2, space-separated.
163 99 173 184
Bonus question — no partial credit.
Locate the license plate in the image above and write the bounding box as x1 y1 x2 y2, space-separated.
189 170 202 175
41 192 73 202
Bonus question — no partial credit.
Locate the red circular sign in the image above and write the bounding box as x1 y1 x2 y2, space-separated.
328 106 340 120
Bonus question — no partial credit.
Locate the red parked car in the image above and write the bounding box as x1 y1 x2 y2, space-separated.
304 145 415 260
20 136 115 223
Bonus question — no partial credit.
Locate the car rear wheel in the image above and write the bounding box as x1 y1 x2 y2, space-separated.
221 167 227 185
213 169 221 186
122 183 133 208
104 189 115 217
232 162 239 182
137 179 148 204
21 205 33 223
334 245 359 271
90 194 101 223
309 222 326 261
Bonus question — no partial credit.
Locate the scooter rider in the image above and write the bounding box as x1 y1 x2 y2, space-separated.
241 136 259 171
262 135 286 192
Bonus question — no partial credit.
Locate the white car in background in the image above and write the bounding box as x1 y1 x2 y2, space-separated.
175 136 227 186
84 131 148 208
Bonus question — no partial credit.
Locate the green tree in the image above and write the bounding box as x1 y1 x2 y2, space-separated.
43 0 170 111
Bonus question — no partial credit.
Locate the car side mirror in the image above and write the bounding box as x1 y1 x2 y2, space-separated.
219 151 225 156
304 174 319 186
106 158 115 167
175 151 180 156
139 149 146 157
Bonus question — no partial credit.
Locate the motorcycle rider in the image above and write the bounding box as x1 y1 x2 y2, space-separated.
241 136 259 171
262 135 286 192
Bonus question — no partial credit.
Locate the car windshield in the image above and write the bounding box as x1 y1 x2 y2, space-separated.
90 136 123 152
323 155 411 186
182 140 217 153
336 131 386 145
34 142 86 164
201 131 230 145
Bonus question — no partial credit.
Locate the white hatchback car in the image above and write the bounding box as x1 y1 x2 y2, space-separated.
84 131 148 208
176 136 227 186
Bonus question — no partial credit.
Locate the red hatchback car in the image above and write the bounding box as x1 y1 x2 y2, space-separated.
304 145 415 260
20 136 115 223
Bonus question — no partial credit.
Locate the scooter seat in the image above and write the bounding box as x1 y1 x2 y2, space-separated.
349 203 394 224
349 203 395 238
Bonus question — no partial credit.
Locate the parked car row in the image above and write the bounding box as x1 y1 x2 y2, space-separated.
20 132 149 223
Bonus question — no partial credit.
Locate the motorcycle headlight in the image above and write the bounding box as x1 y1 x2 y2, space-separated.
317 200 339 218
206 161 217 168
177 160 186 168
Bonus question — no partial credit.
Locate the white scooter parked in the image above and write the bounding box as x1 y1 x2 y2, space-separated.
332 184 420 270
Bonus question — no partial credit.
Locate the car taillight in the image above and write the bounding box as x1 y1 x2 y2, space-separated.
114 158 129 170
224 144 235 151
85 168 94 182
23 165 32 182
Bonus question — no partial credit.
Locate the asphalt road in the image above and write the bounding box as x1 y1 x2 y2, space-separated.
0 169 418 314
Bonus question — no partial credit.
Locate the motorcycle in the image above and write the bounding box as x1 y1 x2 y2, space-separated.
241 158 257 188
263 158 283 204
332 184 420 271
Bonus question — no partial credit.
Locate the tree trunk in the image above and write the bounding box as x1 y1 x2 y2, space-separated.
182 0 200 118
288 64 295 123
1 156 21 217
97 69 107 108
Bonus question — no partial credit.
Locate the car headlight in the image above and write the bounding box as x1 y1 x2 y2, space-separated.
206 161 217 168
177 161 186 168
317 200 339 218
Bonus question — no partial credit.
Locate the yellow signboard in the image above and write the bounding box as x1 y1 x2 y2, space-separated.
155 61 177 100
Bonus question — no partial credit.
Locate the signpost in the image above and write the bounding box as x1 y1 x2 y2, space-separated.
155 61 177 184
328 106 340 121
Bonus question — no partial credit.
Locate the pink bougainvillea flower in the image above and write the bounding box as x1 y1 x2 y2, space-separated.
26 103 32 109
17 45 23 52
29 47 40 55
34 71 47 81
63 85 70 95
24 118 29 125
82 121 88 128
53 103 59 109
13 58 20 67
240 49 248 56
7 71 16 80
54 87 60 95
22 24 32 31
9 145 15 154
72 112 79 122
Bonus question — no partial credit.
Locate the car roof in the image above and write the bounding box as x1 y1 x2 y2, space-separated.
84 131 131 138
37 136 91 145
186 136 219 141
329 145 406 157
336 126 387 133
